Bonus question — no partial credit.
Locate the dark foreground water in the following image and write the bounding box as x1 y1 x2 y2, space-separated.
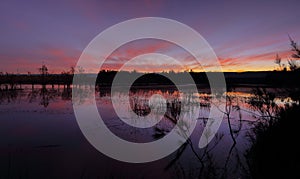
0 85 285 178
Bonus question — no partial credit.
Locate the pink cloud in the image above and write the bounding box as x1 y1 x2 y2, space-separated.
102 40 173 70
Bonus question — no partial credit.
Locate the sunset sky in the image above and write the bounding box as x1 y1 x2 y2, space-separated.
1 0 300 73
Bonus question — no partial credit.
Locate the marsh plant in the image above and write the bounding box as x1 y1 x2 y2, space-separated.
242 85 300 178
248 88 281 126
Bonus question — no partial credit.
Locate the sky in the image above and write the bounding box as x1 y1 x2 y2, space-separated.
1 0 300 73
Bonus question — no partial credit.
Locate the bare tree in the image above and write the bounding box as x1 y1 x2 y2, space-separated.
290 35 300 58
248 88 280 127
38 64 48 76
70 66 75 75
210 90 242 145
274 54 282 71
288 36 300 71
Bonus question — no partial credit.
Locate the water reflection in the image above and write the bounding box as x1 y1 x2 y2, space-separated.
0 85 282 178
0 89 18 104
0 85 73 108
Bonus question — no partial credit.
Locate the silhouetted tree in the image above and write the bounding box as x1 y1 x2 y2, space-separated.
274 54 282 70
70 66 75 75
288 36 300 71
39 64 48 76
290 36 300 58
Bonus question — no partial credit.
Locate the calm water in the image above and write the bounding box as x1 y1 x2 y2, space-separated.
0 85 271 178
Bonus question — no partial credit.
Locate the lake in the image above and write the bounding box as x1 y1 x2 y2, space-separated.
0 84 285 178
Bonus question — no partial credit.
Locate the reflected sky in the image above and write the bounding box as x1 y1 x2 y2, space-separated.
0 85 262 178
